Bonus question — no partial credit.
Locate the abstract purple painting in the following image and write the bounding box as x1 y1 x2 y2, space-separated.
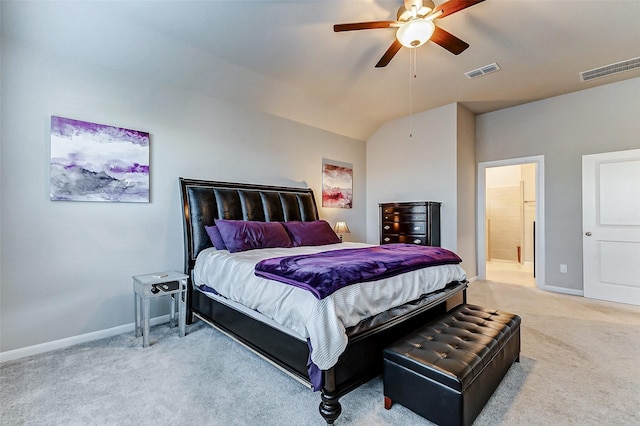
322 160 353 208
50 116 150 202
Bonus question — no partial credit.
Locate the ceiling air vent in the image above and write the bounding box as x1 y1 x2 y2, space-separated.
580 57 640 82
464 63 500 79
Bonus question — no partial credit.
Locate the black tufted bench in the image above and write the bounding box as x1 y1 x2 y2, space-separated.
382 304 521 426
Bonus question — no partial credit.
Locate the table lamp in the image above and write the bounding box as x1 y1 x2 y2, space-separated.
333 221 351 242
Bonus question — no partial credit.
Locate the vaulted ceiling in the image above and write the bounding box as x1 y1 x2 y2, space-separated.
3 0 640 140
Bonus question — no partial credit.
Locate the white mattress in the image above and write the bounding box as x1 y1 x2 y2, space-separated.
192 242 467 370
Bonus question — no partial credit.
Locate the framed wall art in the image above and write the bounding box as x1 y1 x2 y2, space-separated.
50 116 150 202
322 159 353 208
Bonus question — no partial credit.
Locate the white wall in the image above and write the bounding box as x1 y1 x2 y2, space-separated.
366 103 477 276
477 76 640 291
367 103 476 278
0 3 4 346
0 38 366 353
486 165 521 187
366 104 458 247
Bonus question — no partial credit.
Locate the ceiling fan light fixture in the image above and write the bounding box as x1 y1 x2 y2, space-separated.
397 0 436 21
396 19 435 48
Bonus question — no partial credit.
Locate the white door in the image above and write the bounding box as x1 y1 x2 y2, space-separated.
583 149 640 305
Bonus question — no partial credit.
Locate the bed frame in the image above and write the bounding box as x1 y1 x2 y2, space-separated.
179 177 467 424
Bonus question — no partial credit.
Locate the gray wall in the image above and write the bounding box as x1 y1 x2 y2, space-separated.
0 37 366 353
366 104 459 248
456 105 477 279
365 103 477 277
3 2 638 356
476 77 640 291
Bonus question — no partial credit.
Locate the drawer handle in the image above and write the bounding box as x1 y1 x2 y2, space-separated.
413 239 421 244
414 226 421 230
384 225 390 230
384 237 390 242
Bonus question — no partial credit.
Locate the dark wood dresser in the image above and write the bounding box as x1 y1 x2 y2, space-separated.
379 201 441 247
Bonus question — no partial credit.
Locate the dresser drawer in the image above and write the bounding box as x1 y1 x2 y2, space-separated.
382 222 426 234
381 213 427 222
381 235 427 245
381 205 427 215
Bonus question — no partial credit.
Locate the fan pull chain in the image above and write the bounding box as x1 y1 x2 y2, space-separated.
409 48 417 138
409 49 415 138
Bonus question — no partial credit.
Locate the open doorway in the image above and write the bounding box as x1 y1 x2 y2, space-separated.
485 164 536 286
477 156 545 288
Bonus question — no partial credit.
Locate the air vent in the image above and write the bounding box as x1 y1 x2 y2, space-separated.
580 57 640 82
464 63 500 79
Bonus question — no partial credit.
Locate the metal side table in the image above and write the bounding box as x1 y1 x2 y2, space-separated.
133 271 188 347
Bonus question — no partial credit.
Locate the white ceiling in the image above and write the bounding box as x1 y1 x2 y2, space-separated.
3 0 640 140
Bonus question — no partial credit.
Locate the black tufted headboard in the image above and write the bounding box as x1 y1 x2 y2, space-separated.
179 178 319 275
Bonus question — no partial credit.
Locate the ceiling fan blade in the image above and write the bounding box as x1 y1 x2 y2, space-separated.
375 40 403 68
333 21 397 32
433 0 485 19
430 26 469 55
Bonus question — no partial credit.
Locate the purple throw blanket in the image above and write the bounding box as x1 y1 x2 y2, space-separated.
254 243 462 300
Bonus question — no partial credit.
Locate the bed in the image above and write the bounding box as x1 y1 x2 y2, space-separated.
179 178 468 424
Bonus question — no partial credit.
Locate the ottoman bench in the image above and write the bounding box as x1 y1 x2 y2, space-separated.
383 304 521 426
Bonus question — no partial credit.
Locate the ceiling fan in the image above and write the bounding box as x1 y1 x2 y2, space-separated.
334 0 485 68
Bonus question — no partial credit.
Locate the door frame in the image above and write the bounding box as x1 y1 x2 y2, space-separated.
477 155 545 288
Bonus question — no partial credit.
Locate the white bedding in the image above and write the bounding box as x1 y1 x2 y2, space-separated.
192 242 467 370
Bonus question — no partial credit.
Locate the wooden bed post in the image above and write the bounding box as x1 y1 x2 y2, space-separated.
319 368 342 424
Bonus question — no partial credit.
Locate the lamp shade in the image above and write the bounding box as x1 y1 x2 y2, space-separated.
333 221 351 235
396 19 435 48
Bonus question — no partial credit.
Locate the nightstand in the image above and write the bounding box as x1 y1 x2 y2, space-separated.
133 271 188 347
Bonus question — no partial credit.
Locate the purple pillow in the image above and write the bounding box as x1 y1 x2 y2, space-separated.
204 225 228 250
214 219 293 253
282 220 341 247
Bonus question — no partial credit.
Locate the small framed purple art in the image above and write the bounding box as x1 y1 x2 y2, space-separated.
322 159 353 209
50 116 150 202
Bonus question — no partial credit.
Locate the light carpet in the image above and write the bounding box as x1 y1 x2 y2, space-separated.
1 280 639 425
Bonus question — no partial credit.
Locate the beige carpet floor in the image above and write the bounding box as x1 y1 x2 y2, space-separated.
467 280 640 425
1 279 639 425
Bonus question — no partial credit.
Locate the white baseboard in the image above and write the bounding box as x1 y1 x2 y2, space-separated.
0 314 170 364
539 284 584 297
1 281 582 364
